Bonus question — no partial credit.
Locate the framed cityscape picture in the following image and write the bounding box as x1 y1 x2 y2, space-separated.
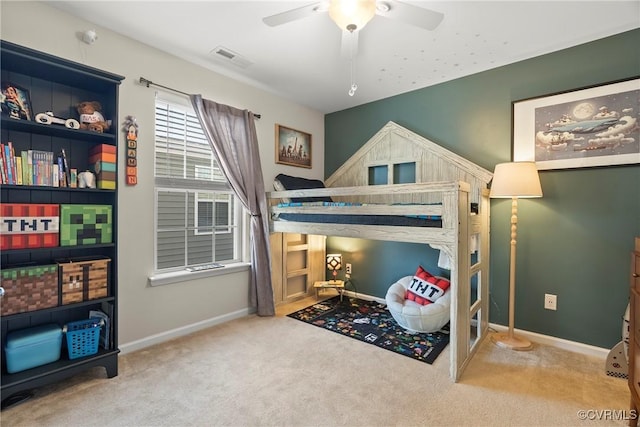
275 124 312 168
513 77 639 170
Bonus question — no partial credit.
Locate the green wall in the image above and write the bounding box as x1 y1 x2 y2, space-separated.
324 29 640 349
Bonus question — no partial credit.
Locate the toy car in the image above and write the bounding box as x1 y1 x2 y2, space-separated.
35 112 80 129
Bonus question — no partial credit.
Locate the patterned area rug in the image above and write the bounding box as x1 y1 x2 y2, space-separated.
287 296 449 364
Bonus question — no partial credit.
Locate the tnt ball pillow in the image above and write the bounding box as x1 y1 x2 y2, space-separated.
404 266 450 306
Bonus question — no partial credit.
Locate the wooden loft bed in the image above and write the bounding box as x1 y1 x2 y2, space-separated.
266 121 493 381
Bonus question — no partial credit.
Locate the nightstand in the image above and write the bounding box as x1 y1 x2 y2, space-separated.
314 280 345 301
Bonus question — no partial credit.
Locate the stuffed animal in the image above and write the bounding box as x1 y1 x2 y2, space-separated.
77 101 109 133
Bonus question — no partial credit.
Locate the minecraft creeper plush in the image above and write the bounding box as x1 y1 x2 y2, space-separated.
60 205 112 246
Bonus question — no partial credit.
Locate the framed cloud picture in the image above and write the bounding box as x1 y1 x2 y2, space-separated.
275 124 311 169
513 77 639 170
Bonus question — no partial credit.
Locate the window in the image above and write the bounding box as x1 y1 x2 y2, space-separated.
368 165 388 185
368 162 417 185
393 162 416 184
154 94 244 272
195 193 232 235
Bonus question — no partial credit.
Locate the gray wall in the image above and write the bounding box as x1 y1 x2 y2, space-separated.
325 29 640 349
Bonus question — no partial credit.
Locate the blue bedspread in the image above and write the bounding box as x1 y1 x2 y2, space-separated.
275 202 444 227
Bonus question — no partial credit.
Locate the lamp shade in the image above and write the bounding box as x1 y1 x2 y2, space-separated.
329 0 376 31
326 254 342 271
490 162 543 198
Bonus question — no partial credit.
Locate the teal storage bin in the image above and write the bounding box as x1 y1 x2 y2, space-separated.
5 324 62 373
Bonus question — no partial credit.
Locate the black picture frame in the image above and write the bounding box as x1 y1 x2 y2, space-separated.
1 82 33 121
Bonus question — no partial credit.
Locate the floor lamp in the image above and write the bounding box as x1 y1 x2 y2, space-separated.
490 161 542 351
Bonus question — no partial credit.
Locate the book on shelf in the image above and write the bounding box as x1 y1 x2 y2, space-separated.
15 157 23 185
8 142 17 185
0 142 23 185
60 148 70 187
28 150 34 185
4 143 14 184
89 310 111 350
0 143 6 184
57 156 66 187
52 163 59 187
21 150 29 185
30 149 55 186
0 145 78 188
32 150 42 185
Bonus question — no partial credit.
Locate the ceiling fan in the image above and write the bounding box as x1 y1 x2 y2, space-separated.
264 0 443 96
263 0 444 58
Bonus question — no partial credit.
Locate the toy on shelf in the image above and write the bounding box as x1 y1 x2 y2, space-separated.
78 170 96 188
90 144 116 189
77 101 110 133
35 112 80 129
122 115 138 186
0 203 60 250
60 204 112 246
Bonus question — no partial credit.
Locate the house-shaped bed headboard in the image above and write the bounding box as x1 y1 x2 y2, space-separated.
325 121 493 204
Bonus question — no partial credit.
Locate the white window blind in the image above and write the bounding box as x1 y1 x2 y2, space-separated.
154 95 242 272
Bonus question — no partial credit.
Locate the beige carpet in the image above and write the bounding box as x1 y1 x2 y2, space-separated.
0 297 630 426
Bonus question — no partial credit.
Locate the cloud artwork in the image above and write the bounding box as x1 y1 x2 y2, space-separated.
533 88 639 162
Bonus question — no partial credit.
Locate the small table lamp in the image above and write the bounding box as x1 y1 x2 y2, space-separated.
490 161 542 351
326 254 342 282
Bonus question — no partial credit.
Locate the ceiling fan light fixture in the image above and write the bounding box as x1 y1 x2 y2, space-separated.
329 0 376 32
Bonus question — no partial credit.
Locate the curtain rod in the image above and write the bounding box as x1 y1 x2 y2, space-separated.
139 77 261 119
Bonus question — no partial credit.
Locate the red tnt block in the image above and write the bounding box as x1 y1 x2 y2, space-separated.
0 204 60 250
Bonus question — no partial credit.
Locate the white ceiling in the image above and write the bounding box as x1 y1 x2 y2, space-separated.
50 1 639 114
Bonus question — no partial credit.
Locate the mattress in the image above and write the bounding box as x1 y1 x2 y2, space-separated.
273 201 459 227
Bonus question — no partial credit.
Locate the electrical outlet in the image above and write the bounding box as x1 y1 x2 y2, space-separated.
346 263 352 275
544 293 557 311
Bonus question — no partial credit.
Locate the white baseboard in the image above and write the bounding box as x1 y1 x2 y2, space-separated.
489 323 610 359
118 293 610 361
119 307 255 355
347 289 610 360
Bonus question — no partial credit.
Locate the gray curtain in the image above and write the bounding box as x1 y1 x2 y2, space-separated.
190 94 275 316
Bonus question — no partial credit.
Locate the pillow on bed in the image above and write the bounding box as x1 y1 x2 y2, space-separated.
274 173 333 203
404 266 450 306
273 177 292 203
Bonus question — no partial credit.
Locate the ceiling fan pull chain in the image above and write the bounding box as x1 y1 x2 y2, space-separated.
348 31 358 96
349 59 357 96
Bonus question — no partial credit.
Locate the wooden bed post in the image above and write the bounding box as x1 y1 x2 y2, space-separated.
455 183 471 380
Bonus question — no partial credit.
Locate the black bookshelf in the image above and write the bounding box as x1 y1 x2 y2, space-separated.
1 40 124 407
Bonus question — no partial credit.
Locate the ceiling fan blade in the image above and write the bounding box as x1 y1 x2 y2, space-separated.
376 0 444 30
341 30 359 58
263 2 324 27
